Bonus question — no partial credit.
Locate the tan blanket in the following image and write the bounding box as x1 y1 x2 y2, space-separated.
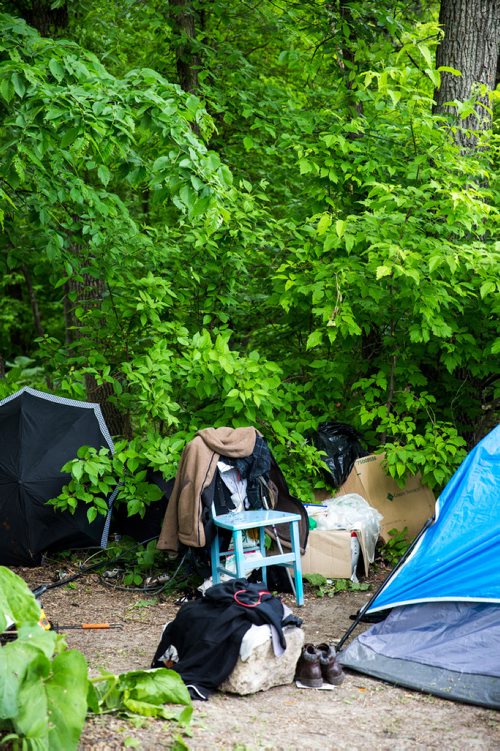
157 426 257 552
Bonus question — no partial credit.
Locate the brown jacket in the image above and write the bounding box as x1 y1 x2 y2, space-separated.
157 427 257 552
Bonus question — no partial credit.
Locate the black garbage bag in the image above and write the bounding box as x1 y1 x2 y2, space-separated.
312 422 367 487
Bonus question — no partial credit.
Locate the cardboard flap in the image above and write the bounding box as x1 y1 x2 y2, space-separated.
337 453 435 541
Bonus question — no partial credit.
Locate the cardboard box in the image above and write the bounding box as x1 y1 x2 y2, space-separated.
300 527 369 579
336 453 435 541
301 529 353 579
304 503 370 579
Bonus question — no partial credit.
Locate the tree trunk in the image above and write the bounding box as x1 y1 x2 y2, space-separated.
8 1 69 36
10 0 133 440
338 1 363 118
434 0 500 147
169 0 200 93
323 1 364 121
22 264 44 338
65 255 131 439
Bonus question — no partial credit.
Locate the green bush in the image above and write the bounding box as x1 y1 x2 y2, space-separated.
0 567 192 750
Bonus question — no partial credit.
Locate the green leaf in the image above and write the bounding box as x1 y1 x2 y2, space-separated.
72 462 84 481
335 219 346 238
152 156 171 172
13 648 51 744
324 233 339 252
417 44 432 67
303 573 327 587
306 330 323 350
46 650 88 751
117 668 191 707
298 158 312 174
127 457 140 473
491 338 500 355
0 567 40 630
317 213 331 236
344 234 355 252
124 738 141 748
428 255 442 273
98 165 111 187
61 127 81 148
425 68 440 87
11 72 26 98
206 152 221 171
218 164 233 187
49 59 65 82
44 106 65 121
0 78 14 103
0 641 35 720
16 624 57 660
480 281 495 299
376 265 392 280
122 698 164 717
437 66 462 76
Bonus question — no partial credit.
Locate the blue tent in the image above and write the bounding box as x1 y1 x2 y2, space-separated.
339 425 500 708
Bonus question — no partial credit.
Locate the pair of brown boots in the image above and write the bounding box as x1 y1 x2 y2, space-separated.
295 643 345 688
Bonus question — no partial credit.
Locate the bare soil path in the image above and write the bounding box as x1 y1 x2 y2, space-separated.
13 564 500 751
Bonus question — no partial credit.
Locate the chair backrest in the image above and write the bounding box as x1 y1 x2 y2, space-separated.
200 449 309 554
210 456 309 553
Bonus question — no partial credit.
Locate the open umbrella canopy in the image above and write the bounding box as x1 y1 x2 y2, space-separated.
0 387 115 566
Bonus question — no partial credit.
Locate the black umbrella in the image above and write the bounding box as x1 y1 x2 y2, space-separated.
0 387 115 566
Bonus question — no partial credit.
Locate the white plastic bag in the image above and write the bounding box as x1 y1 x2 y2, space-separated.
315 493 383 564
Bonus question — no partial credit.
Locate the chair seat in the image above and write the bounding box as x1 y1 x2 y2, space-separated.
214 509 302 531
210 508 304 606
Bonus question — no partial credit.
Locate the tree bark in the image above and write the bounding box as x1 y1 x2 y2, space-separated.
434 0 500 147
9 0 132 439
169 0 200 93
8 1 69 36
22 264 44 338
323 1 364 120
65 253 131 439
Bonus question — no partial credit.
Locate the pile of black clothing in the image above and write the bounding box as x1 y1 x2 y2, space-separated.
151 578 302 700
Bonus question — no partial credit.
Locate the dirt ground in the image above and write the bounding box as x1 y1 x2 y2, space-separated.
12 563 500 751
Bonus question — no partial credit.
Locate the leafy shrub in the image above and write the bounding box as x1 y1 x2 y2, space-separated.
0 567 192 750
0 567 88 750
49 441 164 524
303 572 370 598
379 527 411 567
88 668 192 724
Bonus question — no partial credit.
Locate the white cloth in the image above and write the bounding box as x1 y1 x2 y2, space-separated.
239 604 294 661
217 461 247 512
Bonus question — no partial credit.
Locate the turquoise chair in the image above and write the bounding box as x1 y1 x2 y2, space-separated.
210 508 304 606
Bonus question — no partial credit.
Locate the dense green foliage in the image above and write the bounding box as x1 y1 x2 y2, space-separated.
0 566 191 750
0 2 498 513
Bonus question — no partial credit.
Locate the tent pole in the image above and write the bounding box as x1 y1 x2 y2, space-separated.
336 515 435 652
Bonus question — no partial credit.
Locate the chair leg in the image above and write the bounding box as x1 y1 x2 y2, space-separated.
259 526 267 587
211 529 221 584
233 530 246 579
290 520 304 607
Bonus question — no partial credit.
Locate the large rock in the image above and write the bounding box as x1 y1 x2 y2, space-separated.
219 626 304 695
